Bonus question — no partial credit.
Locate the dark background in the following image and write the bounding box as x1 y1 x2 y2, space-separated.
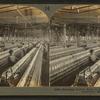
0 0 100 4
0 0 100 99
0 96 99 99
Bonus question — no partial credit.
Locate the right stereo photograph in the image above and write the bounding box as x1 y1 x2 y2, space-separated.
49 4 100 87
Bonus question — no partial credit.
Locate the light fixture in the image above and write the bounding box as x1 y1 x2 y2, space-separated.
71 6 74 10
77 9 80 13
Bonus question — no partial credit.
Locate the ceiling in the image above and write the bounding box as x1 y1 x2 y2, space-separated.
52 4 100 24
0 4 49 24
0 4 100 25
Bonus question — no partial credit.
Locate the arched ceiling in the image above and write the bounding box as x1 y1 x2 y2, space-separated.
51 4 100 24
0 4 100 24
0 4 49 24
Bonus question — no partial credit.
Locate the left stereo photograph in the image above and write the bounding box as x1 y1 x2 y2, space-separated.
0 4 49 87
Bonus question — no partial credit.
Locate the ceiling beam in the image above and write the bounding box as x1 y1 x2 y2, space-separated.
79 7 100 13
0 5 13 9
16 6 32 24
0 6 30 13
61 5 92 10
52 17 99 23
56 6 100 14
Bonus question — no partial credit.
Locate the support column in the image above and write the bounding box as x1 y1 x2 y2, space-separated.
76 31 80 47
49 19 52 42
24 23 27 41
63 24 67 47
96 28 98 42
